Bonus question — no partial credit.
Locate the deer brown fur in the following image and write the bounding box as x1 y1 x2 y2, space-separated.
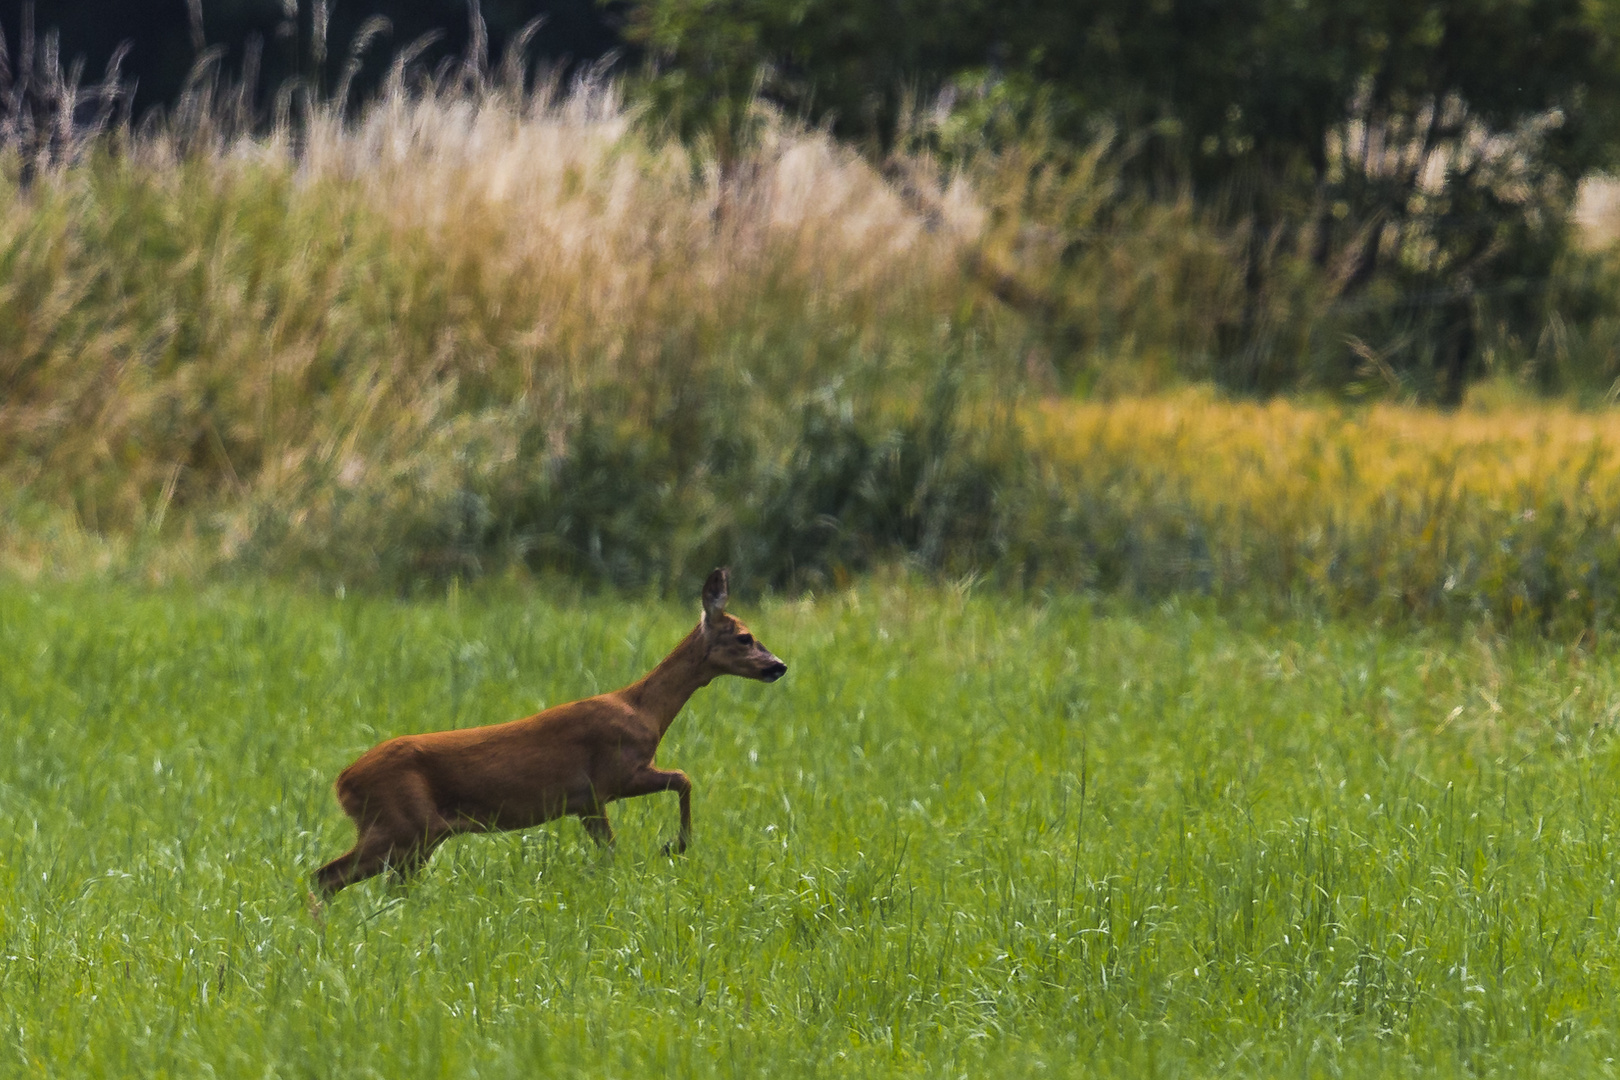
310 568 785 906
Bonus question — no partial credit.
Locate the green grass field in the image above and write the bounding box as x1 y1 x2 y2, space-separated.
5 578 1620 1077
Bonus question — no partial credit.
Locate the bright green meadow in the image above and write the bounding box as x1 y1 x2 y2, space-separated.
4 579 1620 1076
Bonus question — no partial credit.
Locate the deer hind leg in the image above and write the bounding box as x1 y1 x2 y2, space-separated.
313 771 446 899
313 831 398 897
384 828 450 889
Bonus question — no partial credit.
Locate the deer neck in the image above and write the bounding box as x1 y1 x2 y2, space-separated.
625 625 714 738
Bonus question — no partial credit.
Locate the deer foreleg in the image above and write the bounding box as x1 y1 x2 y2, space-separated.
578 809 615 848
668 781 692 856
621 767 692 855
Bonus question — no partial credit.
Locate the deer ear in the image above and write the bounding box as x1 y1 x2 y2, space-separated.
701 567 730 621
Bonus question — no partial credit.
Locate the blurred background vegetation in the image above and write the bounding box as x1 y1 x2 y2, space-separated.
8 0 1620 627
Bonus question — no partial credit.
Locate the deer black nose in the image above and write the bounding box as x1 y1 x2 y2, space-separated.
762 660 788 682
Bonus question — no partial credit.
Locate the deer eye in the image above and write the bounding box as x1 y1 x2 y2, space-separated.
736 633 754 646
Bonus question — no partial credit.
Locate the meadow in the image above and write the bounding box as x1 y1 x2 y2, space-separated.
5 577 1620 1077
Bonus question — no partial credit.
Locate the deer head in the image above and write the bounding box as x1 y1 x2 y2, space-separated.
699 568 787 682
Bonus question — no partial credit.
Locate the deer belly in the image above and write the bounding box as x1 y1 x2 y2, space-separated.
439 773 594 832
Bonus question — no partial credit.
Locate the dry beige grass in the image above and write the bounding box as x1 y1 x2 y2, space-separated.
0 77 1003 585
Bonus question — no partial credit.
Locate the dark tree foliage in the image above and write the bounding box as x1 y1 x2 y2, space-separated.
3 0 627 119
633 0 1620 192
634 0 1620 400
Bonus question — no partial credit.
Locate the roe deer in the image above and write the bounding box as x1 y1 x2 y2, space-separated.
310 568 785 905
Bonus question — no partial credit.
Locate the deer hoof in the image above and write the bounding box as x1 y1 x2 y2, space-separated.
660 839 688 857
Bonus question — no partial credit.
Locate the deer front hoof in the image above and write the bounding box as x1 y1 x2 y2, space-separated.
660 839 688 857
